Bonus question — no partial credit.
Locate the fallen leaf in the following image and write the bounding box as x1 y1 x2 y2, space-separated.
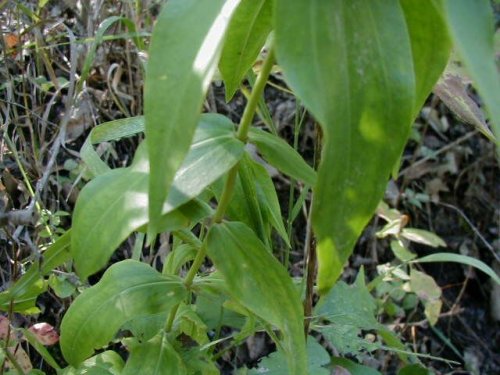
28 322 60 345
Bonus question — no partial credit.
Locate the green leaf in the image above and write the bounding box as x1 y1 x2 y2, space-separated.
398 364 433 375
61 351 124 375
163 244 197 276
276 0 416 295
248 128 316 186
0 231 71 313
146 0 240 237
390 239 417 262
441 0 500 145
314 274 381 356
80 116 145 177
249 337 329 375
60 260 187 366
400 228 446 248
219 0 273 101
122 334 187 375
412 253 500 285
249 156 290 247
206 222 307 375
72 115 243 278
331 357 382 375
410 269 442 302
400 0 451 115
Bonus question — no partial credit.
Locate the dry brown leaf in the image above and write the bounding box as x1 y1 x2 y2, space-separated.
434 74 495 141
28 322 60 346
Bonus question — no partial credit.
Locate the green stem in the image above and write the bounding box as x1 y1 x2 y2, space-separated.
165 45 275 332
213 46 275 224
236 48 275 142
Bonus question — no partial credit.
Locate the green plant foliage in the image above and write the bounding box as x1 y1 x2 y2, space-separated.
249 337 330 375
441 0 500 145
219 0 273 101
122 334 187 375
275 0 417 295
80 116 145 177
248 128 317 186
60 260 187 366
206 222 307 374
61 351 124 375
145 0 240 237
412 253 500 285
0 231 71 313
314 273 382 356
331 357 382 375
400 0 451 115
72 115 244 278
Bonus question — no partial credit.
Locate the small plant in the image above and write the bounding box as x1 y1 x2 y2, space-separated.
1 0 499 374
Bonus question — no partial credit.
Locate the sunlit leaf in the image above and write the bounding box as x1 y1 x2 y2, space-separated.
276 0 416 294
400 228 446 248
72 115 243 278
60 260 187 366
206 222 307 374
146 0 240 237
219 0 273 101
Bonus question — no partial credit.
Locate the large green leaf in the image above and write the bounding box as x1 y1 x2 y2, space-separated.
146 0 240 237
248 128 317 186
400 0 451 115
275 0 416 294
206 222 306 375
219 0 273 101
122 334 187 375
60 260 187 366
441 0 500 144
72 115 244 278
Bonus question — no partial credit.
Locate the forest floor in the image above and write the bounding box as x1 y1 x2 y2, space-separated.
0 1 499 374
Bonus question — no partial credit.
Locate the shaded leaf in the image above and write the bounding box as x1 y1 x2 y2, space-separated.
410 269 441 302
248 128 316 186
61 351 124 375
206 222 306 374
390 239 417 262
219 0 273 101
434 73 495 140
398 364 433 375
276 0 416 295
249 337 329 375
412 253 500 285
122 334 187 375
60 260 187 366
146 0 240 237
441 0 500 146
331 357 382 375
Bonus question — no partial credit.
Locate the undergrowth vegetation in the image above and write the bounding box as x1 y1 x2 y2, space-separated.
0 1 499 374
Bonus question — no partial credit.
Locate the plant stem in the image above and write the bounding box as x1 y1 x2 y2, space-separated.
236 48 275 142
214 46 275 223
166 45 276 332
